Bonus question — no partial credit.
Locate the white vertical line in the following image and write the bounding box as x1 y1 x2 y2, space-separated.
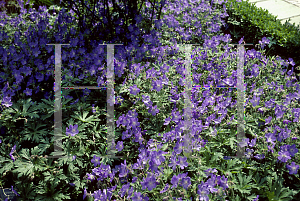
182 44 193 158
236 44 246 159
46 44 70 159
106 44 116 158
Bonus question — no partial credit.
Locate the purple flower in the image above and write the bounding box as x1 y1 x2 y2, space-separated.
253 195 259 201
168 154 178 171
180 177 191 190
1 96 13 107
91 155 101 167
197 181 210 201
10 145 16 154
66 124 79 136
288 144 298 157
129 84 140 96
10 154 15 162
131 192 149 201
92 104 96 113
259 37 270 49
249 138 257 147
83 187 87 200
171 174 180 189
238 36 244 44
119 183 130 197
286 162 299 174
35 72 44 82
245 148 254 159
142 174 159 191
205 174 219 193
132 177 138 183
129 117 140 129
164 116 171 125
265 116 272 124
148 159 159 172
278 151 291 163
171 110 182 123
254 154 265 160
265 133 276 143
173 141 184 155
151 150 166 166
160 183 170 193
89 65 97 76
217 175 229 190
11 186 20 196
204 168 218 178
119 160 129 178
238 138 249 148
72 155 76 161
148 105 159 116
116 141 124 152
152 79 163 92
250 95 260 107
176 156 189 170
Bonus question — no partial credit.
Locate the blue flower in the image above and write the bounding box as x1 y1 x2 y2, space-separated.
119 183 131 197
131 192 149 201
205 174 218 193
217 175 228 190
171 174 179 189
119 160 129 178
148 105 159 116
10 145 16 154
278 151 291 163
91 155 101 167
83 187 87 200
180 177 191 190
144 174 159 191
66 124 79 136
288 144 298 157
238 138 249 148
265 133 276 143
86 173 96 181
176 156 189 170
286 162 299 174
11 186 20 196
197 181 210 201
116 141 124 152
152 79 163 92
160 183 170 193
249 138 257 147
129 84 140 96
204 168 217 178
1 96 13 107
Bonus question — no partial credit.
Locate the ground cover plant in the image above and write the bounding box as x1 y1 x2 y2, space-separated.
0 0 300 200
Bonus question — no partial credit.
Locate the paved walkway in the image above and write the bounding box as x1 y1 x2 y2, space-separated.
282 0 300 7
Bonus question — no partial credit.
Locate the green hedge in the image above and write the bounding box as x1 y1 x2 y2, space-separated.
222 0 300 75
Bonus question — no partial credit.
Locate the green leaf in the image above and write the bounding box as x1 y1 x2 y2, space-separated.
70 110 98 124
0 161 14 175
19 148 31 161
12 161 34 178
